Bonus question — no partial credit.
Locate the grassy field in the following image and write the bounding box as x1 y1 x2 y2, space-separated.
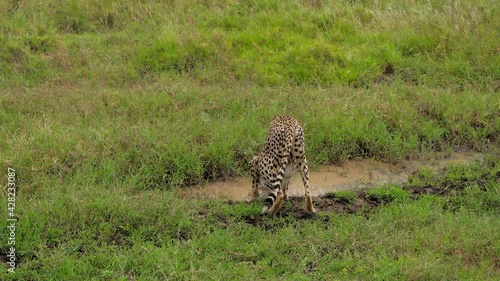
1 156 499 280
0 0 499 279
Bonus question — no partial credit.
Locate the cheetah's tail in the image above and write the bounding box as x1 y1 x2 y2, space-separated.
262 193 276 214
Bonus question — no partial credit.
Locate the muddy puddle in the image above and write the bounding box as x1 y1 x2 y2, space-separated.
183 151 484 201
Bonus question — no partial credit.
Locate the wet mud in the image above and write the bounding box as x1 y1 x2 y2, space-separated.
195 192 389 230
183 151 484 201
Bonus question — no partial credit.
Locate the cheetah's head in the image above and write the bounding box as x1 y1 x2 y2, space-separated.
249 155 259 171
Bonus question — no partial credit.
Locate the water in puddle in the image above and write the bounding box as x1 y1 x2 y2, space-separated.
182 151 483 201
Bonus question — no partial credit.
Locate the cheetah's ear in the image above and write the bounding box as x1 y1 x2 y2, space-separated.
249 155 258 166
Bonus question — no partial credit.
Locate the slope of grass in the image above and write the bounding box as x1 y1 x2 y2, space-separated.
2 0 498 87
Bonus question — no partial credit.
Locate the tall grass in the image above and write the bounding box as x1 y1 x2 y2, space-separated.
1 0 498 190
1 82 497 190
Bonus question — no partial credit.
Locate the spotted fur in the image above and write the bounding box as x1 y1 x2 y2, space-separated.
248 115 316 214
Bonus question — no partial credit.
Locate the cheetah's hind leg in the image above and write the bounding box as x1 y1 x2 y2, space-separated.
299 156 316 213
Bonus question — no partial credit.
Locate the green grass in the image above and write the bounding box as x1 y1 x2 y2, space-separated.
1 156 499 280
363 185 409 203
325 190 358 204
0 0 499 279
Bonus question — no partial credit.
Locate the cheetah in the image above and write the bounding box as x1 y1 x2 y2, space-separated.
248 115 316 215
